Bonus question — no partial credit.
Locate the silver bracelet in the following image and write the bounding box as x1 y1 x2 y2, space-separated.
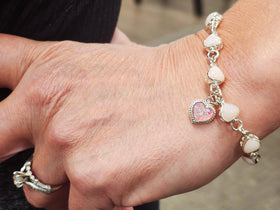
189 12 261 165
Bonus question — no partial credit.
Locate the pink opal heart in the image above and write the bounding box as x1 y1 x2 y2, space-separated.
189 99 216 124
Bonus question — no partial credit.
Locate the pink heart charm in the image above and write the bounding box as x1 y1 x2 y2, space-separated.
189 99 216 124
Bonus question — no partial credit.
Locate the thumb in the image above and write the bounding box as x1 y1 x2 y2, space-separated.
0 34 44 89
111 28 136 46
69 185 135 210
0 93 32 162
113 207 134 210
69 185 113 210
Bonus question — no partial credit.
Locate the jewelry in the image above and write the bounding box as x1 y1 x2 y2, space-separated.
189 12 261 165
13 156 63 194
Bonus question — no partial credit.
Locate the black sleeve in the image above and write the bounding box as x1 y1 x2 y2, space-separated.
0 0 121 42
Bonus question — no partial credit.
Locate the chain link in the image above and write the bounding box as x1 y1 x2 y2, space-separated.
206 46 224 106
202 12 261 164
208 81 223 106
230 118 250 136
207 50 219 65
230 119 243 131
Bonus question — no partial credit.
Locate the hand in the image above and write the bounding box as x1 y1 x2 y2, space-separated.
2 33 221 210
0 0 279 209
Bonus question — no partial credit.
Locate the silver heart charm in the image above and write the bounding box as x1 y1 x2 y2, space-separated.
189 99 216 124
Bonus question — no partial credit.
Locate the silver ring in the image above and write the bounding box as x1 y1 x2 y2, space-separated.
13 156 63 194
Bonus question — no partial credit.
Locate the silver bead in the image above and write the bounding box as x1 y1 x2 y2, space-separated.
242 151 261 165
205 12 223 31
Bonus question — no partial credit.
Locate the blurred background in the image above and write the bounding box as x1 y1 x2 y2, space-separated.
117 1 280 209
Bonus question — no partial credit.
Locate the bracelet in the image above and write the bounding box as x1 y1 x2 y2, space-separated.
189 12 261 165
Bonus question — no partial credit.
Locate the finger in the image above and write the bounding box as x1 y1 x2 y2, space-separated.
23 182 69 210
0 34 44 89
69 185 134 210
113 207 134 210
111 28 135 45
69 185 115 210
22 144 69 209
0 94 32 162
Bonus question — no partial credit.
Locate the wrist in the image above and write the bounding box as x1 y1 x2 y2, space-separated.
155 3 279 169
149 36 243 191
185 1 280 139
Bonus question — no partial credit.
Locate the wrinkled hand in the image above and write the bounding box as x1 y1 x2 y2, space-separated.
1 33 216 210
0 1 280 209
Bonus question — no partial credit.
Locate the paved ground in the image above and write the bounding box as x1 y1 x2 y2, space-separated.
118 1 280 209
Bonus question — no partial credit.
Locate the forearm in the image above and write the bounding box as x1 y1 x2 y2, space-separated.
217 0 280 136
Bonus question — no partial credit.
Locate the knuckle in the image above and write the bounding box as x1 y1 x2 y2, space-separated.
71 167 108 194
69 159 118 196
45 119 78 149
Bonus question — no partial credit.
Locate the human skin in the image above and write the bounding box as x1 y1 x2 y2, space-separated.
0 0 279 209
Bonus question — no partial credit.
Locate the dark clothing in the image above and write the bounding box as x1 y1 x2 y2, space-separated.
0 0 120 42
0 0 159 209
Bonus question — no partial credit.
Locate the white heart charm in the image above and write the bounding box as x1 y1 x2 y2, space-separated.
204 33 222 51
240 134 261 153
219 103 239 122
207 65 225 84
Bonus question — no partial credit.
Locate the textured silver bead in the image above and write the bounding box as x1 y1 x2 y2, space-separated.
205 12 223 31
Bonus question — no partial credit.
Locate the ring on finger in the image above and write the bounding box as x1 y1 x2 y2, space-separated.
13 156 63 194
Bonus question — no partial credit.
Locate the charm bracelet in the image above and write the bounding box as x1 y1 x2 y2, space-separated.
189 12 261 165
